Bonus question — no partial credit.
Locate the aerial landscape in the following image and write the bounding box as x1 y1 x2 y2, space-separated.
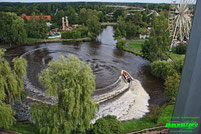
0 0 197 133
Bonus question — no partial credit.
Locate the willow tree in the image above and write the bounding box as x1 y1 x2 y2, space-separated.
0 49 27 128
31 55 97 134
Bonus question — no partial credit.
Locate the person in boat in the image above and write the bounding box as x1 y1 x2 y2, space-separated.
123 71 131 83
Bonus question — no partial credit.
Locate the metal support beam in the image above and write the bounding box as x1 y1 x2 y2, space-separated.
171 0 201 133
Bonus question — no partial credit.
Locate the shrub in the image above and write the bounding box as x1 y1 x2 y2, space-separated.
151 61 176 79
92 115 123 134
116 39 127 49
61 30 81 39
150 106 162 123
164 73 181 102
114 28 122 38
77 26 89 38
174 56 185 74
175 43 187 54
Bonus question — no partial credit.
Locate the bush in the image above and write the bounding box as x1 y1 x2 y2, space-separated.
92 115 123 134
116 39 127 49
61 30 81 39
150 106 162 123
77 26 89 38
142 38 168 62
114 28 122 38
174 56 185 74
164 73 181 102
175 43 187 54
151 61 176 79
126 22 139 37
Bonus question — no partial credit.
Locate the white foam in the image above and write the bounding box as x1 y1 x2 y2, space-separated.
94 79 150 121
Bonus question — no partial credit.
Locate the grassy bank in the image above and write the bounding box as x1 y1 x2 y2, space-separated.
7 104 174 134
121 104 174 133
127 40 145 51
122 46 143 56
9 121 37 134
0 37 92 50
169 52 185 61
121 40 145 56
25 37 92 45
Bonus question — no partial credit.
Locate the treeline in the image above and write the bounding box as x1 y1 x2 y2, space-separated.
0 2 170 27
0 12 48 45
140 11 185 103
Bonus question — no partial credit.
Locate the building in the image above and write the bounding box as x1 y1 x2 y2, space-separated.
139 34 150 39
20 14 51 21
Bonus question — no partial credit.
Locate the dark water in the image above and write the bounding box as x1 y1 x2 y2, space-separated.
5 26 167 105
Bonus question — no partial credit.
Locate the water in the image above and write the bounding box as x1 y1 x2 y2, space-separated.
5 26 167 106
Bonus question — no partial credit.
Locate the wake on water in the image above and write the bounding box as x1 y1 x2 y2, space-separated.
21 47 150 121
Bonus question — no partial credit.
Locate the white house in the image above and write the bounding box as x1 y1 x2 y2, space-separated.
139 34 150 39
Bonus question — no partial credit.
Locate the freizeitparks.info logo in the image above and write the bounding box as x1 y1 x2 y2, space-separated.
164 116 200 133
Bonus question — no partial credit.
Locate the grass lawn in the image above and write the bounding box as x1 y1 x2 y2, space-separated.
169 53 185 61
9 121 37 134
122 46 143 56
25 38 43 45
127 40 145 51
121 104 175 133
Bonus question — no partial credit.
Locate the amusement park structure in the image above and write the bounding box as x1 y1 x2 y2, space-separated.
168 0 195 49
62 16 71 31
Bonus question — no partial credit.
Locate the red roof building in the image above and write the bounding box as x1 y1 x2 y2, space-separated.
20 14 51 21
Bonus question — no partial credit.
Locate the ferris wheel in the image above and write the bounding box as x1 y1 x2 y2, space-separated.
168 0 195 49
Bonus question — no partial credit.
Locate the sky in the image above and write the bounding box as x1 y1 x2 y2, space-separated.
0 0 182 4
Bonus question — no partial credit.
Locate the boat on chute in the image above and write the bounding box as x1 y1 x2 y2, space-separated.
121 70 134 83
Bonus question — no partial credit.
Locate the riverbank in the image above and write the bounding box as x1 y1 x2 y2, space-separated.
121 103 174 133
25 37 92 45
7 103 174 134
0 37 92 50
120 39 184 61
122 40 145 56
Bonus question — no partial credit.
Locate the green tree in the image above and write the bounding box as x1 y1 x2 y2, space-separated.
26 13 48 39
92 115 123 134
113 8 127 21
77 26 89 37
64 6 78 25
114 28 121 38
86 15 101 35
126 21 139 37
150 60 176 79
142 15 170 62
0 12 27 45
31 55 97 134
115 16 126 37
164 73 181 102
126 12 143 26
51 9 65 27
0 49 27 128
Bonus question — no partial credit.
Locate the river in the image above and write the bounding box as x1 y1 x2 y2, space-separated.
5 26 167 120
